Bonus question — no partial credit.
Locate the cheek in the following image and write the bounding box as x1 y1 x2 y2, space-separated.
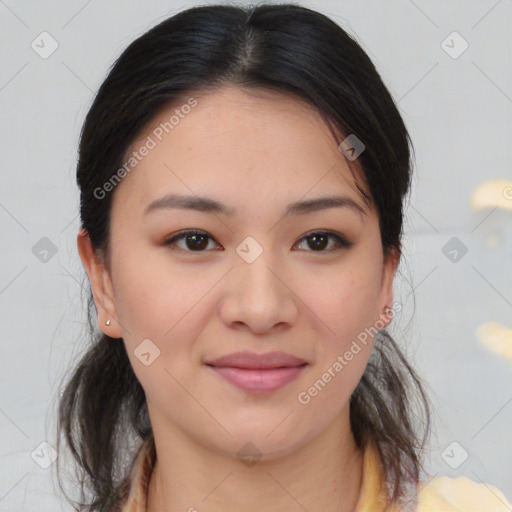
294 254 383 405
109 244 220 385
301 258 383 342
110 242 202 335
295 269 379 417
111 248 208 405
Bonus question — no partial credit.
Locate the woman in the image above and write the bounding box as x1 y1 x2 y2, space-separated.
55 3 512 511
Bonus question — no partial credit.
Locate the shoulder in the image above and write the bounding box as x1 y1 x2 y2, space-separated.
416 474 512 512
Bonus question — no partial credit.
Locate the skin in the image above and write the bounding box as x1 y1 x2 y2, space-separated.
77 85 399 512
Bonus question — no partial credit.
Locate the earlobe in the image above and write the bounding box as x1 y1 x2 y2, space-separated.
76 228 123 338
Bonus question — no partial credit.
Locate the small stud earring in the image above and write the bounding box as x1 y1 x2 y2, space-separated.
105 319 111 326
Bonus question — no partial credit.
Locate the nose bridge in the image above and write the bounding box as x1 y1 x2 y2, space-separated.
219 239 298 331
235 243 282 300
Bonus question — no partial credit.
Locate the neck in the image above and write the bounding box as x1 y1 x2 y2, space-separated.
146 409 364 512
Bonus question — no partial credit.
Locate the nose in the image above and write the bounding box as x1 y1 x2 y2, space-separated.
218 251 299 334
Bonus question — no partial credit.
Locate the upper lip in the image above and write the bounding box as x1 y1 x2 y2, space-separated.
205 351 307 369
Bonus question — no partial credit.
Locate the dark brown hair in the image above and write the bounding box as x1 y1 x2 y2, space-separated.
55 3 434 511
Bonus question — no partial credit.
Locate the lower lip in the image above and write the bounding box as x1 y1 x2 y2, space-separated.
207 364 307 392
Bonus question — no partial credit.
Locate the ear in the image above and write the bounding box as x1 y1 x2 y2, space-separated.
378 246 400 329
77 228 123 338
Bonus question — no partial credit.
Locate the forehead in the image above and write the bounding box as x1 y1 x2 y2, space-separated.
113 85 371 218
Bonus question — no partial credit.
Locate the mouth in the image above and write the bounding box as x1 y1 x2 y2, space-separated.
204 351 308 392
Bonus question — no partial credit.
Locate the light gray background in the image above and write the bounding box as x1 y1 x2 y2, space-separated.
0 0 511 510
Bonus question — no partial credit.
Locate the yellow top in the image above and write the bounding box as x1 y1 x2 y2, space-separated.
118 437 512 512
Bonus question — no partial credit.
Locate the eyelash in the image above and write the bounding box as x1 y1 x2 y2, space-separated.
163 229 353 254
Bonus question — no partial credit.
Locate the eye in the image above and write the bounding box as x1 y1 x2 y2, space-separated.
163 229 353 254
294 230 353 252
163 230 222 252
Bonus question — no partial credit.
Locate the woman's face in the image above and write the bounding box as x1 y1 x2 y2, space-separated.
81 85 399 460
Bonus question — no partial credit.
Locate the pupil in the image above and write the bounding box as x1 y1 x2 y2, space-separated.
187 234 207 250
309 234 327 250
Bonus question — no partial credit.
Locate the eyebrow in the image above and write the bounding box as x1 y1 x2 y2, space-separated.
143 193 367 218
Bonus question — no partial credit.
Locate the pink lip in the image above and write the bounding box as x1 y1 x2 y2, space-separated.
205 351 308 392
208 365 307 392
